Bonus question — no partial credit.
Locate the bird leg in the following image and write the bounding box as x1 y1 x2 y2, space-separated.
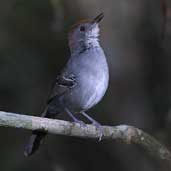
80 111 103 141
64 107 86 127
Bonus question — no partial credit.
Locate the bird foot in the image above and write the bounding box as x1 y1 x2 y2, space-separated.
74 119 87 127
91 121 104 141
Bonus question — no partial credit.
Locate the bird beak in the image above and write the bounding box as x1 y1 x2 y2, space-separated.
93 13 104 23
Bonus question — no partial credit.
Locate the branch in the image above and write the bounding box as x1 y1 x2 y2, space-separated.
0 111 170 160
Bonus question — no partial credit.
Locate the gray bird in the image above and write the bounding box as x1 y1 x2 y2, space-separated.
24 13 109 156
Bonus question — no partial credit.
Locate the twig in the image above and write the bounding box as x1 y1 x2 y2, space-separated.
0 111 170 160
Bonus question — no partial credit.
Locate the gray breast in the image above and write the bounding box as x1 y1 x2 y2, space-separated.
62 47 109 112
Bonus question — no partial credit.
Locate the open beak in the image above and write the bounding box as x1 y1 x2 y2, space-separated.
93 13 104 23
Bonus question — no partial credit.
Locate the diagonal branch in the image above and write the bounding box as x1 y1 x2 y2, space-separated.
0 111 170 160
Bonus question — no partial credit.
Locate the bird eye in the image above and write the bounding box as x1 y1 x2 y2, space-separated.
80 26 85 32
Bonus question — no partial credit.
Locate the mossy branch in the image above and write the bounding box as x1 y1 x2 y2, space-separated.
0 111 170 160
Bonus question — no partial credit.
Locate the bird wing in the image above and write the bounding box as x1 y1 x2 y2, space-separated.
47 74 77 104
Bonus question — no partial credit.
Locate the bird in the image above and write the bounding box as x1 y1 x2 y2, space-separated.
24 13 109 156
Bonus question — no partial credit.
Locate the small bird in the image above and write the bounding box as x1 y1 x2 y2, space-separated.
24 13 109 156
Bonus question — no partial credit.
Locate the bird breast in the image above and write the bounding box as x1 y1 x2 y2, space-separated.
63 47 109 112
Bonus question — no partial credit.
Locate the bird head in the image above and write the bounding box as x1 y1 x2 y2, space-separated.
68 13 104 52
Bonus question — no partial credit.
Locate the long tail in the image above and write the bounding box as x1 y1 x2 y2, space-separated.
24 109 52 157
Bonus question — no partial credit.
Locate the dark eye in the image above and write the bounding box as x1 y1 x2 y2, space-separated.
80 26 85 32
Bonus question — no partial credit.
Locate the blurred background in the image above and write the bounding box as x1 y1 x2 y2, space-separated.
0 0 171 170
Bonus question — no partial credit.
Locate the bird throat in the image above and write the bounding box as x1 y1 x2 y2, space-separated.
69 38 100 54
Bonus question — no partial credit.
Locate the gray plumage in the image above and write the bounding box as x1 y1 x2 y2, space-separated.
24 13 109 156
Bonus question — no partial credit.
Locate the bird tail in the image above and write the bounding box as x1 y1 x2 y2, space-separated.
24 108 52 157
24 130 47 157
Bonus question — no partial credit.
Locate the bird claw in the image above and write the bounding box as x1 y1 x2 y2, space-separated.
92 121 104 141
74 119 86 127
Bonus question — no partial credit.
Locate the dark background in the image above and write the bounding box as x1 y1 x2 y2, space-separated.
0 0 171 170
